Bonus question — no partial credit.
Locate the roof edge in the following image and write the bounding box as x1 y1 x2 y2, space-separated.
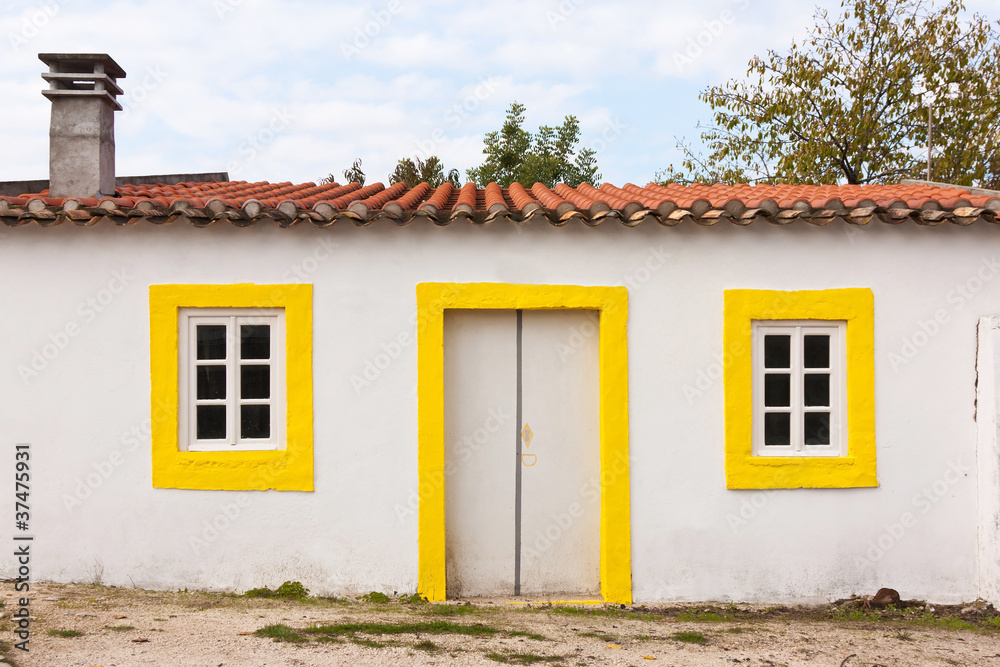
900 179 1000 198
0 172 230 197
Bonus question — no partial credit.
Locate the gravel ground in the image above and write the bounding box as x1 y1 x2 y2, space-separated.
3 582 1000 666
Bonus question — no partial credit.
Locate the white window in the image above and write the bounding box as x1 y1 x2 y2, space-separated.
752 320 845 457
178 308 285 451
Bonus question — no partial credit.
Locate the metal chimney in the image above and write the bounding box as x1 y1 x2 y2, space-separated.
39 53 126 198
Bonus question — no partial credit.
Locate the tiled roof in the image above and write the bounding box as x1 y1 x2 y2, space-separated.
1 180 998 228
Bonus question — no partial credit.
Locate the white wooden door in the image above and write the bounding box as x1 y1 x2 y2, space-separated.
444 309 600 597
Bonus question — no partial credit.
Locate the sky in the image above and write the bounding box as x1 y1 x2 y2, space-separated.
0 0 994 188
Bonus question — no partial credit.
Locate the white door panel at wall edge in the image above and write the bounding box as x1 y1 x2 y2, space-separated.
444 309 601 598
977 316 1000 606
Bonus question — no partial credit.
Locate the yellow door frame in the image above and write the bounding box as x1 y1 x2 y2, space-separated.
416 282 632 604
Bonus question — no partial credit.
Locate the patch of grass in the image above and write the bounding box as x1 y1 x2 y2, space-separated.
309 620 500 638
402 593 428 605
578 631 617 641
894 628 915 641
428 603 479 615
676 611 727 622
46 629 83 638
911 615 974 631
352 637 392 648
360 591 391 604
485 652 563 664
414 639 440 651
107 625 136 632
508 629 547 641
549 605 649 622
254 624 307 643
671 630 708 644
244 580 309 600
153 617 167 622
726 626 748 634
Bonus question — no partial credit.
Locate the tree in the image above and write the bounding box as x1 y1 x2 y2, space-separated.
658 0 1000 187
389 156 461 188
467 102 602 188
320 158 366 186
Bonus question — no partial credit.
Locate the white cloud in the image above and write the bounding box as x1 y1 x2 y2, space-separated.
1 0 909 187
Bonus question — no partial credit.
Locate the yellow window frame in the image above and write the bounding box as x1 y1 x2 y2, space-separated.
723 288 876 489
149 283 314 491
416 282 632 604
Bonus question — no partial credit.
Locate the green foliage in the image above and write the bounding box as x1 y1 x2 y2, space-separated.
467 102 602 188
254 624 307 642
671 630 708 644
46 629 83 638
360 591 391 604
321 158 367 186
402 593 428 605
659 0 1000 186
308 620 501 637
390 156 461 188
244 580 309 600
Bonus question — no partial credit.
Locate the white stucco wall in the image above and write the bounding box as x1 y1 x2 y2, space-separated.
0 219 995 604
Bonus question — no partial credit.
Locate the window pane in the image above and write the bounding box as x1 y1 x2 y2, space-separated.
764 335 790 368
241 324 270 360
764 412 790 446
197 365 226 400
804 374 830 407
764 374 790 407
241 405 270 439
197 325 227 360
197 405 226 440
241 365 270 400
804 334 830 368
804 412 831 445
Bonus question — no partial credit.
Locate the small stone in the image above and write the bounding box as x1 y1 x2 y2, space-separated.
871 588 900 607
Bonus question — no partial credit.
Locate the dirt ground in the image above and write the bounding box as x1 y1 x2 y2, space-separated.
3 582 1000 666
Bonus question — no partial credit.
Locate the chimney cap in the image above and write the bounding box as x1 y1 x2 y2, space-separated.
39 53 126 79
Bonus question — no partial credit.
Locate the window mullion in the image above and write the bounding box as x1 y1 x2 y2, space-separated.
229 315 238 446
792 327 803 452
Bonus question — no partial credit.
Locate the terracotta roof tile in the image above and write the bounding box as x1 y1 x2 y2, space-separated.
1 179 998 228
